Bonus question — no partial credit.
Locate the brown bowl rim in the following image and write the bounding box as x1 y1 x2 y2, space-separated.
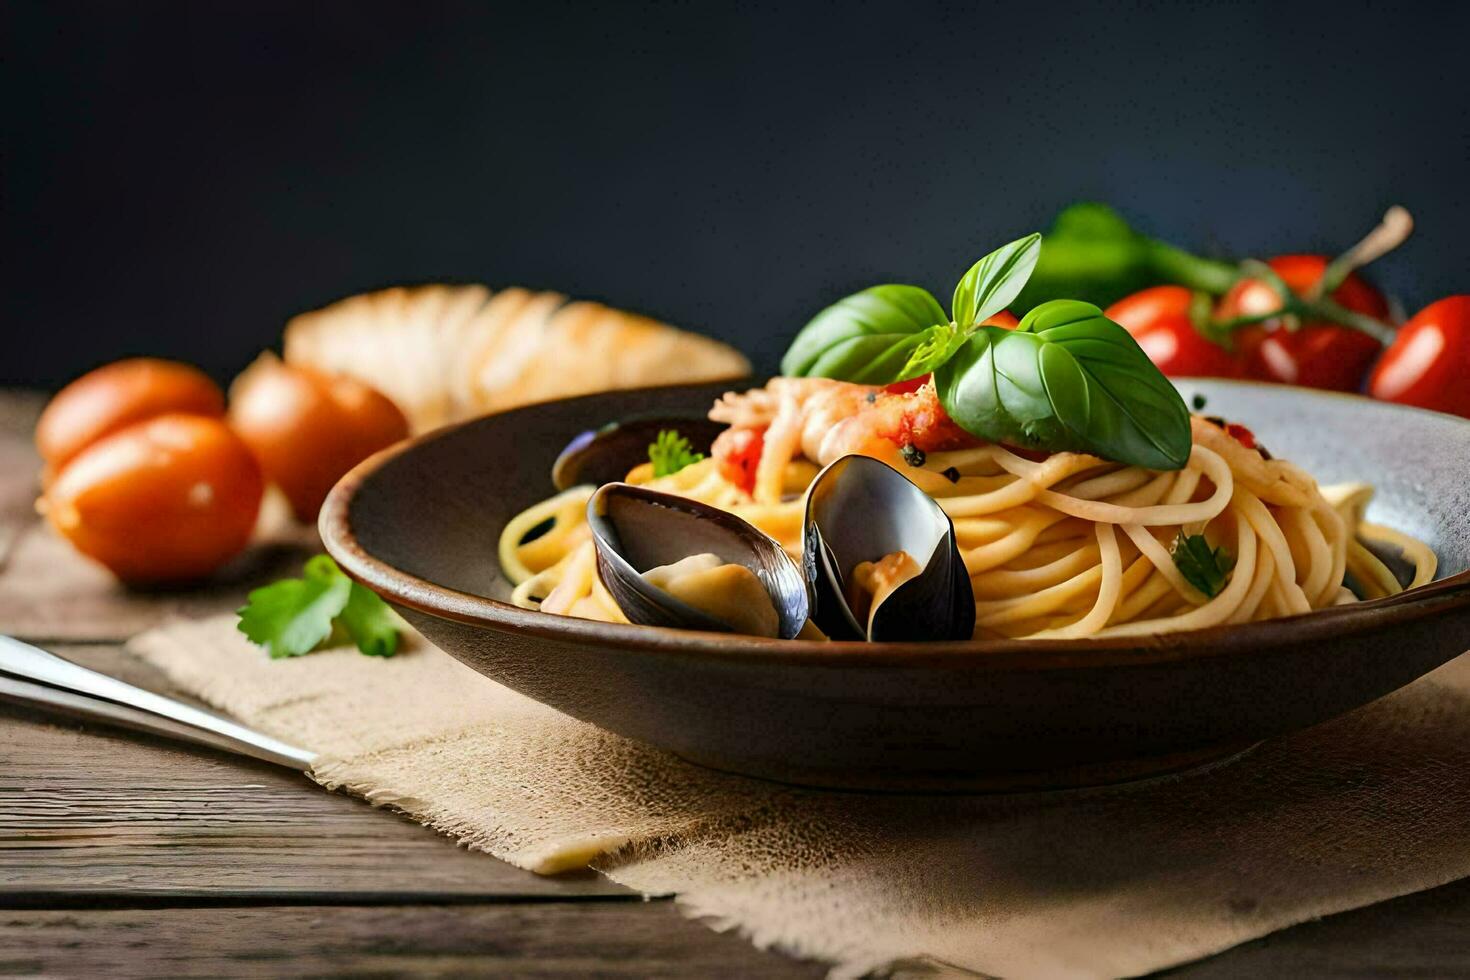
320 379 1470 672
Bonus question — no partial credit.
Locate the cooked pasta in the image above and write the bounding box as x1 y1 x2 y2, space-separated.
499 378 1436 640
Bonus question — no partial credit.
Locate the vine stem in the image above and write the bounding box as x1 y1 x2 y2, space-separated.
1202 208 1411 347
1146 240 1239 294
1210 258 1397 345
1309 205 1414 301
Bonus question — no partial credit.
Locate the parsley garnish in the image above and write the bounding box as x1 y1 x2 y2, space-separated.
237 555 404 659
1171 533 1235 598
648 429 705 478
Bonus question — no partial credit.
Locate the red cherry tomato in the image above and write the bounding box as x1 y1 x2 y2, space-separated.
883 376 929 395
229 355 410 522
35 358 225 480
1368 295 1470 418
41 414 264 584
1217 255 1389 391
713 427 764 495
1104 286 1239 378
1224 422 1257 449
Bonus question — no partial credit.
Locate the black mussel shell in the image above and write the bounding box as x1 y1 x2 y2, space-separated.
803 455 974 642
553 417 727 490
587 483 809 639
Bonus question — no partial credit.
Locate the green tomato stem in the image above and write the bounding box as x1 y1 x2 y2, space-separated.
1209 283 1397 345
1146 240 1239 294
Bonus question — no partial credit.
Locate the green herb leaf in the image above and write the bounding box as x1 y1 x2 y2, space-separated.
894 323 969 381
780 234 1044 387
780 284 949 384
1171 532 1236 597
951 233 1042 332
237 562 352 659
303 553 344 584
932 299 1192 470
648 429 705 478
339 582 404 657
236 555 402 659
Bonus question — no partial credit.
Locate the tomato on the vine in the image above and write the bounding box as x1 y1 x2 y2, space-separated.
1217 254 1389 391
1368 295 1470 418
1104 286 1239 378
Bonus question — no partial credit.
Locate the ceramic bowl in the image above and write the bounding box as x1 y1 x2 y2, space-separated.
321 380 1470 791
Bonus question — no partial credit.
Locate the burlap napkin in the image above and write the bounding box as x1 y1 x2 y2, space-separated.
129 616 1470 979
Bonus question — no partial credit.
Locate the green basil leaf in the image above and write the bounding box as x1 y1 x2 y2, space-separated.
895 323 969 380
1171 532 1235 597
933 299 1192 470
781 284 948 384
950 233 1041 331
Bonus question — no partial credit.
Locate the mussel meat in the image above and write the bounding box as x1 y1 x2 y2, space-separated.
803 455 974 642
587 483 810 638
553 417 726 490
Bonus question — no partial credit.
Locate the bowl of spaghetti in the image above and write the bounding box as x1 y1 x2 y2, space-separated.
321 232 1467 789
322 375 1470 790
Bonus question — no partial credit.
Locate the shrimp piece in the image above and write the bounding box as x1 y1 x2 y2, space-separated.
710 378 865 434
711 379 866 495
711 378 985 498
712 379 874 498
819 383 980 463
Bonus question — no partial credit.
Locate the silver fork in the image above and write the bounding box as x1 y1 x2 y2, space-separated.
0 634 315 770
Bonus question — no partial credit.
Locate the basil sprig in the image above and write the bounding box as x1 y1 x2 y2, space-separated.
933 299 1192 470
779 285 950 384
780 234 1041 385
951 234 1043 334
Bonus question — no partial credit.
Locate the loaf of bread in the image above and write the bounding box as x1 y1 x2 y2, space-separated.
283 285 750 433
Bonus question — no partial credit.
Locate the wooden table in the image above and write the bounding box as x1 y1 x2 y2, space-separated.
3 389 1468 978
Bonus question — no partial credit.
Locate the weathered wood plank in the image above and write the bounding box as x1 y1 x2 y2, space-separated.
0 646 629 901
4 881 1470 980
1173 876 1470 978
0 519 317 642
0 903 828 979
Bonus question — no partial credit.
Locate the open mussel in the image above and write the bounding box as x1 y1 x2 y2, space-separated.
553 417 726 490
587 483 810 639
803 455 974 642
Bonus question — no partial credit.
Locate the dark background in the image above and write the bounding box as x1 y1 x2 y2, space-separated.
4 0 1467 389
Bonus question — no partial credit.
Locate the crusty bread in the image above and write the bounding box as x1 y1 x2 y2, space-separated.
282 285 750 433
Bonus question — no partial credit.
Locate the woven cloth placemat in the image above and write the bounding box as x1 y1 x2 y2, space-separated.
130 616 1470 979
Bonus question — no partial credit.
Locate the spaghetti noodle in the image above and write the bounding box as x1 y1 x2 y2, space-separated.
499 378 1436 640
